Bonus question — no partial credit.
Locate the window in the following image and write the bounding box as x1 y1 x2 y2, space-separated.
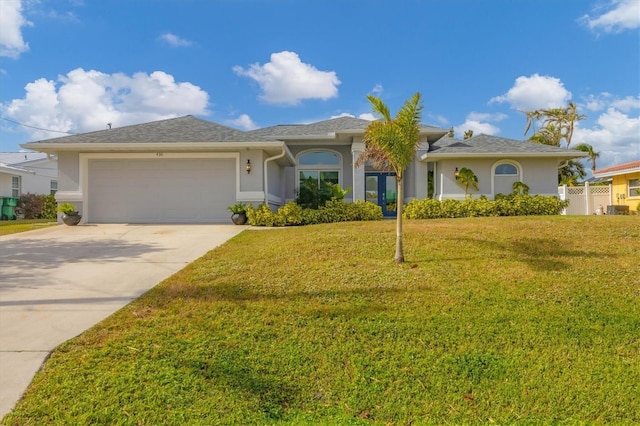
629 178 640 198
495 163 518 175
297 150 341 188
11 176 21 197
51 180 58 195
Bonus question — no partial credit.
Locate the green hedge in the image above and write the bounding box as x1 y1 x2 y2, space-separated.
246 200 383 227
404 195 569 219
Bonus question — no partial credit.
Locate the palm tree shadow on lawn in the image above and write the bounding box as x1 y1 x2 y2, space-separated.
443 235 609 271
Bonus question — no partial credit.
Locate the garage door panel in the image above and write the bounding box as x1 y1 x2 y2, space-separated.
88 158 235 223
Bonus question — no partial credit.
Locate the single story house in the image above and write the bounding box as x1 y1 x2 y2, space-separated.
21 115 587 224
592 160 640 213
0 152 58 198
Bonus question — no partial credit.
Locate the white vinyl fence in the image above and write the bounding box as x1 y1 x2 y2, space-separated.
558 183 611 215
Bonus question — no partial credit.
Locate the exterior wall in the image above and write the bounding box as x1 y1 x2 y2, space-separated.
517 158 560 196
0 173 14 197
432 157 562 200
57 152 81 192
612 172 640 212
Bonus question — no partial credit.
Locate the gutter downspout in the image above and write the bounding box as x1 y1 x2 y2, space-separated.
263 146 287 205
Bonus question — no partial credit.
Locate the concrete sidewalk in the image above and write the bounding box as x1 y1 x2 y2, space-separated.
0 224 245 419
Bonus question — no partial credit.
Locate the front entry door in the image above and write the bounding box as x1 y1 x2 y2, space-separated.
365 172 397 217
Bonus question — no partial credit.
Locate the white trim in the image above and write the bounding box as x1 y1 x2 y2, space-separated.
421 152 587 160
80 152 239 223
55 191 83 202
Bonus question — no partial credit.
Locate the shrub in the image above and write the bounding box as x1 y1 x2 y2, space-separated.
403 195 569 219
247 200 382 227
41 195 57 219
17 193 45 219
17 193 56 219
296 178 351 209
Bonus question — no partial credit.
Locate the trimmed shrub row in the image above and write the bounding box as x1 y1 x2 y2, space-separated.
246 200 383 226
404 195 569 219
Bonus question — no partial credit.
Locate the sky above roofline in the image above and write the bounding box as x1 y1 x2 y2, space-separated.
0 0 638 174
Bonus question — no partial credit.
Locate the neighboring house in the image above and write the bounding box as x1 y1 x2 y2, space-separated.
21 115 587 224
0 152 58 198
592 160 640 213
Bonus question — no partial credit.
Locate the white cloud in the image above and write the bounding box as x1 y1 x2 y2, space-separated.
0 0 31 58
490 74 572 111
158 32 193 47
329 112 376 121
359 113 376 121
226 114 257 130
454 120 500 137
233 51 340 105
467 112 508 122
2 68 210 140
370 84 384 96
580 0 640 33
611 95 640 112
581 93 639 113
574 107 640 167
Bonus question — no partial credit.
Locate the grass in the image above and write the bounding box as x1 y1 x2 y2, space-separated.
3 216 639 425
0 219 57 236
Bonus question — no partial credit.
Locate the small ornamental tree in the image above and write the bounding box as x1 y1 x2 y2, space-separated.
357 92 424 264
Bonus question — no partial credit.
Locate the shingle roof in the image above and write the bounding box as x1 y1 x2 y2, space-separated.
247 116 448 139
247 116 373 138
427 134 589 156
23 115 269 145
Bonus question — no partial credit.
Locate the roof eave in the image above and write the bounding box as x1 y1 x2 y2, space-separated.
420 151 589 161
20 141 287 152
593 167 640 178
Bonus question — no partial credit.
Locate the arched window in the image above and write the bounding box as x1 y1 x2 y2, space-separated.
492 160 522 196
495 163 518 175
297 150 342 188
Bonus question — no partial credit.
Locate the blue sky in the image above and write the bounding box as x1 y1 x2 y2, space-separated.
1 0 638 172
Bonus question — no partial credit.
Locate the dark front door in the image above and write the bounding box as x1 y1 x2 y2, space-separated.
365 172 397 217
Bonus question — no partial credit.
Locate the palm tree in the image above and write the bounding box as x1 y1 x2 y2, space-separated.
356 92 424 264
523 102 586 149
573 143 600 172
455 167 479 197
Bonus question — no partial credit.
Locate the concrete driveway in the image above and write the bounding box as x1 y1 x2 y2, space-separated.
0 224 245 419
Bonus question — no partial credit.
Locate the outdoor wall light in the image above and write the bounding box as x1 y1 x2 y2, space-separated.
454 167 459 177
246 159 252 174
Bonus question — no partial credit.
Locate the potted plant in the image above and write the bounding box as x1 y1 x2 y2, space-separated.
228 202 248 225
58 202 82 226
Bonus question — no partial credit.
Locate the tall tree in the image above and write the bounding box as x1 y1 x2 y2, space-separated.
463 129 474 140
357 92 424 264
573 143 600 172
523 101 586 149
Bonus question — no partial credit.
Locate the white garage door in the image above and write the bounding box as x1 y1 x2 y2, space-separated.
88 158 235 223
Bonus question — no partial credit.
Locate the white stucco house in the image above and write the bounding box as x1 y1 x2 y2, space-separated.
0 152 58 198
21 115 586 224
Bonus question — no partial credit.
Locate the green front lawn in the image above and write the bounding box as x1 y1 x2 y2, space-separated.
0 219 57 236
4 216 639 425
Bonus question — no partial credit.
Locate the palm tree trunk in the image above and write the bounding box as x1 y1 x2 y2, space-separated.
395 177 404 264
